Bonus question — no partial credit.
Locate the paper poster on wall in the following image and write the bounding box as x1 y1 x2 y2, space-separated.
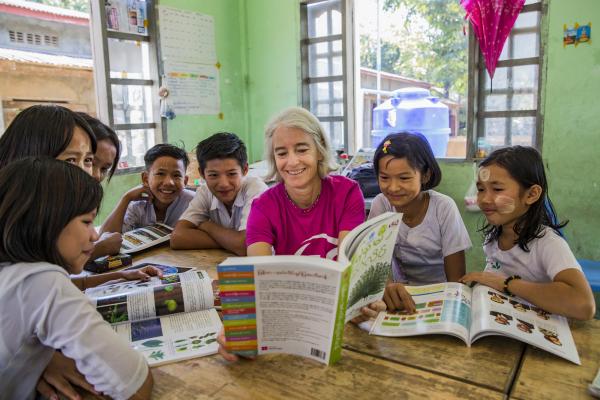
564 22 591 47
163 62 220 115
157 6 219 115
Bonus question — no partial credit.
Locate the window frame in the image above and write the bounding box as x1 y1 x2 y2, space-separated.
89 0 164 174
300 0 356 154
468 1 546 159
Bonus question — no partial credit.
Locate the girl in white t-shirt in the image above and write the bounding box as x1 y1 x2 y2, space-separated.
366 132 471 315
0 158 153 399
461 146 595 320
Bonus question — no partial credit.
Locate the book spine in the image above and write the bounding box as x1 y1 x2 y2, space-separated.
217 264 258 358
329 264 352 365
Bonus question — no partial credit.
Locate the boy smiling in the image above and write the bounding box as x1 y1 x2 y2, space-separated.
101 144 194 233
170 132 267 255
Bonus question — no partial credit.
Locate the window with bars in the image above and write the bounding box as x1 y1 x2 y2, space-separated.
8 30 58 47
470 0 544 158
300 0 351 153
90 0 162 171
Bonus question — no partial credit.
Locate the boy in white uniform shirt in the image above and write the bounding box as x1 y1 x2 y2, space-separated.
171 132 267 255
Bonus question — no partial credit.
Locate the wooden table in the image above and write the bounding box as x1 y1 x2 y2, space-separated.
510 319 600 399
125 247 597 399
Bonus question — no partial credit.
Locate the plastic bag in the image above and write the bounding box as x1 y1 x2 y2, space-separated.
464 162 480 212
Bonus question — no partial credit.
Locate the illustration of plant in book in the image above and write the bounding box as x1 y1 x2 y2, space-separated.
347 262 390 307
148 350 165 361
346 222 395 307
172 332 218 353
97 303 128 324
153 284 184 316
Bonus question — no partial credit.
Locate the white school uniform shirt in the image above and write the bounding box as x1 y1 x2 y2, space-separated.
368 190 472 285
179 176 268 231
123 188 195 232
0 262 148 400
483 226 582 282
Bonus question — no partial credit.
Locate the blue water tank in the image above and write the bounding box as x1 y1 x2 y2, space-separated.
371 87 451 157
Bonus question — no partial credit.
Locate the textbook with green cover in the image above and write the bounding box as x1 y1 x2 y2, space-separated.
369 282 580 364
217 212 401 365
85 263 222 366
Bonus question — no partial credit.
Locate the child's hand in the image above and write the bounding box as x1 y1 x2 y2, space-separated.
383 282 416 314
124 185 153 203
36 351 99 400
351 300 387 324
95 232 123 255
120 266 164 281
460 271 505 292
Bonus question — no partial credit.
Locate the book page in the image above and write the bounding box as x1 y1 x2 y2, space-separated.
218 256 345 365
370 282 472 344
343 212 402 322
112 309 222 366
120 224 172 253
470 285 580 364
90 270 213 324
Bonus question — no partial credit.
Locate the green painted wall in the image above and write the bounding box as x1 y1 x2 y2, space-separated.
102 1 600 273
243 0 301 162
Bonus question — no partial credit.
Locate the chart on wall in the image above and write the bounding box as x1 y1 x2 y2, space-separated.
157 6 220 115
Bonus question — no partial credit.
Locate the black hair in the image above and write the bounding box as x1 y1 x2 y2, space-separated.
195 132 248 174
373 132 442 190
479 146 567 251
0 157 103 270
78 112 121 181
144 143 190 170
0 105 97 170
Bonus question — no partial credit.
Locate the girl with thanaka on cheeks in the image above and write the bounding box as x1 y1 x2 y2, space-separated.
0 158 153 400
361 132 471 317
461 146 595 320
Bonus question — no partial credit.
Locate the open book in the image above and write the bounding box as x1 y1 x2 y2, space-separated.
369 282 580 364
85 262 222 366
217 212 401 365
120 223 172 253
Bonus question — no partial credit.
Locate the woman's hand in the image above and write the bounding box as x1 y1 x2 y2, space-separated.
460 271 505 292
383 282 416 314
36 351 98 400
217 328 239 362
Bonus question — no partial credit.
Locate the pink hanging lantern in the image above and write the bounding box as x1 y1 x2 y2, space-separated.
461 0 526 80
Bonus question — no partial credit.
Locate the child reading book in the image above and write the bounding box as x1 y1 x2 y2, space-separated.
0 158 152 399
101 143 194 234
0 104 96 173
368 132 471 314
461 146 595 320
171 132 267 255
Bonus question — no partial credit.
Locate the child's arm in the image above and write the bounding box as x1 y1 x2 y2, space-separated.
444 250 466 282
198 220 247 256
100 185 151 234
89 232 123 259
170 219 220 250
71 266 163 291
37 351 99 400
460 269 596 320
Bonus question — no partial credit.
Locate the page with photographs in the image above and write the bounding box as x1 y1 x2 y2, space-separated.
469 285 580 364
369 282 472 344
218 256 350 366
339 212 402 322
89 269 214 324
111 309 222 366
85 263 196 299
120 223 173 253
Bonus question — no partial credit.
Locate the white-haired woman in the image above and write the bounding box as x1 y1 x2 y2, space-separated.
246 107 365 259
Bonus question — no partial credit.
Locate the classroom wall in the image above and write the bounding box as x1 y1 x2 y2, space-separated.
102 1 600 269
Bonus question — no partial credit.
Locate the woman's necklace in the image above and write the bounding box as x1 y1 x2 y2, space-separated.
285 188 321 214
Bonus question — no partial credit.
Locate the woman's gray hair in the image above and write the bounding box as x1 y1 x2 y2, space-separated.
264 107 338 182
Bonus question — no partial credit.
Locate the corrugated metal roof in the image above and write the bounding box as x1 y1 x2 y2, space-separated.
0 0 88 19
0 47 92 68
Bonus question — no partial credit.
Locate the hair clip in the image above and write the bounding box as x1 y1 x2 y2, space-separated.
382 140 392 154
